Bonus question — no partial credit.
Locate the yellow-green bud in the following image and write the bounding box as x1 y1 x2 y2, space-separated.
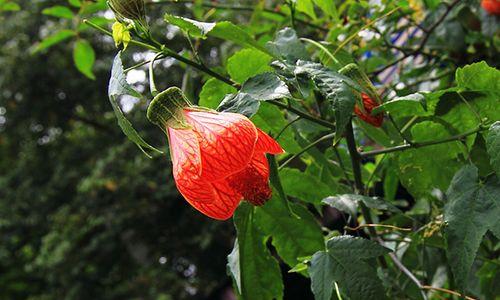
147 87 192 130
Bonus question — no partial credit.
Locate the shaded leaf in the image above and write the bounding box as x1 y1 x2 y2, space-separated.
486 121 500 177
198 78 236 109
444 165 500 289
217 93 260 117
266 27 309 62
241 73 291 100
280 168 332 203
372 93 427 116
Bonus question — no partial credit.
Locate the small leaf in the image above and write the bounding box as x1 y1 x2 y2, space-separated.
42 5 74 19
326 236 391 259
309 251 336 300
486 121 500 177
108 52 163 157
322 194 401 216
73 39 95 80
164 15 271 55
31 29 76 53
67 0 81 7
198 78 236 109
444 165 500 290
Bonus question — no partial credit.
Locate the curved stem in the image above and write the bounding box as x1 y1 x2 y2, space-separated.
268 100 336 129
278 133 335 170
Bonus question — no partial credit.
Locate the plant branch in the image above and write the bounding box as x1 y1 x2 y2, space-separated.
421 285 477 300
359 126 485 157
147 0 328 32
268 100 336 129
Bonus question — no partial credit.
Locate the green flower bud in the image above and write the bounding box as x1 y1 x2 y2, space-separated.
147 87 192 130
108 0 146 22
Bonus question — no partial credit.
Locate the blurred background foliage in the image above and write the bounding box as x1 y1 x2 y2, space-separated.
0 0 498 299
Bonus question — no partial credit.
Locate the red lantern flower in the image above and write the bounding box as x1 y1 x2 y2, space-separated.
354 93 384 127
481 0 500 15
148 88 284 220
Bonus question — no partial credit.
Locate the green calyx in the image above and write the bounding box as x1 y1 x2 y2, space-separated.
108 0 146 22
147 87 192 130
340 63 382 105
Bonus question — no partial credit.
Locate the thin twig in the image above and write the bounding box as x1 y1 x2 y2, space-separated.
279 133 335 170
345 224 411 232
269 100 336 129
421 285 477 300
359 126 485 157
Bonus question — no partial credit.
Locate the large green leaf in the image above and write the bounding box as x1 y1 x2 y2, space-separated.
444 165 500 290
198 78 236 109
455 61 500 93
486 121 500 177
73 39 95 80
164 14 271 55
255 198 323 268
108 52 162 157
227 49 273 83
397 121 462 199
42 5 74 19
280 168 332 203
309 236 390 300
228 203 284 300
313 0 339 19
217 93 260 117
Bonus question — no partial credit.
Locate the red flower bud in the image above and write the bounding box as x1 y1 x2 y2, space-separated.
481 0 500 15
148 88 284 220
354 93 384 127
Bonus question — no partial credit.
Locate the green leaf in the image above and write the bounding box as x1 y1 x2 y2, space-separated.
68 0 81 7
198 78 236 109
444 165 500 290
0 1 20 11
241 73 291 100
486 121 500 177
397 121 462 199
267 155 295 217
73 39 95 80
309 236 390 300
266 27 309 62
164 15 271 55
322 194 401 216
229 203 284 300
227 49 273 83
372 93 427 116
293 61 360 140
327 236 390 259
42 5 74 19
455 61 500 93
108 52 163 157
313 0 339 19
296 0 317 19
255 198 324 268
218 73 291 117
309 251 336 300
280 168 332 203
31 29 76 53
251 102 301 153
217 93 260 117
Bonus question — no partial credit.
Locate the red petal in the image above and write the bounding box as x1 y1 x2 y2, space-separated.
255 128 284 154
183 110 258 182
184 180 241 220
168 128 241 219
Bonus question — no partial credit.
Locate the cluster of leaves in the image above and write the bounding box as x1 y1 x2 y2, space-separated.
2 0 500 299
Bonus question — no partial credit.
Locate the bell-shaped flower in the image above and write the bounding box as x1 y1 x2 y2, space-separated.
147 87 284 220
354 93 384 127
